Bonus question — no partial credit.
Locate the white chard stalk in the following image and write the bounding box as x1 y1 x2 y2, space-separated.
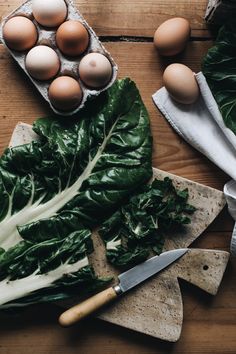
0 257 89 307
0 118 118 251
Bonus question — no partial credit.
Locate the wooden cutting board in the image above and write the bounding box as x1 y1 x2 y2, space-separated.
10 123 230 342
87 168 229 341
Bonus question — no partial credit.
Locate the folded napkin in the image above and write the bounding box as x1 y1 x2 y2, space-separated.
152 72 236 256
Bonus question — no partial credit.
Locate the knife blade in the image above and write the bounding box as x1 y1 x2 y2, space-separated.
59 248 188 327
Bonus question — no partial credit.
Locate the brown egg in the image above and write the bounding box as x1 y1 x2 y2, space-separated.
32 0 67 27
48 76 83 111
163 64 199 104
56 20 89 56
3 16 38 51
154 17 191 56
78 53 112 89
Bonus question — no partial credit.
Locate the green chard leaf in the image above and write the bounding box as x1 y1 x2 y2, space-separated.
0 227 109 308
202 20 236 135
0 78 153 307
99 177 196 269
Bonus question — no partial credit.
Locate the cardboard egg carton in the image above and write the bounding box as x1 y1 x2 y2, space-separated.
0 0 118 116
205 0 236 24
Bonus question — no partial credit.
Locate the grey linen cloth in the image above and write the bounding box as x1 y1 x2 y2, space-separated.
152 72 236 256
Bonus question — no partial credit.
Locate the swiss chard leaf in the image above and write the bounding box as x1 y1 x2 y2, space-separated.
202 20 236 134
0 226 108 307
0 78 152 250
99 177 196 269
0 78 153 307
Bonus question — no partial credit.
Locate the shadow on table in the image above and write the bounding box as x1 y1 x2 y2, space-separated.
0 262 234 354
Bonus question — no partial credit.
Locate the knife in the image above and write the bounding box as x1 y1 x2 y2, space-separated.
59 248 188 327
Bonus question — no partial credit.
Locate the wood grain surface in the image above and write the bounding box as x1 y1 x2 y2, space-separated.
0 0 210 37
0 0 235 353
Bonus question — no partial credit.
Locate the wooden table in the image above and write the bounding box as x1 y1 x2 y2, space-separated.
0 1 235 353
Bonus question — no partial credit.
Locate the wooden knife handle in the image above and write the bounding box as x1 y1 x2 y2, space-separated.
59 287 118 327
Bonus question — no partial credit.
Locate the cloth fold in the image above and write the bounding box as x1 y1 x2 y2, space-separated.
152 72 236 256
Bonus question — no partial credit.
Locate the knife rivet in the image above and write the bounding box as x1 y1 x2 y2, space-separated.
113 285 123 295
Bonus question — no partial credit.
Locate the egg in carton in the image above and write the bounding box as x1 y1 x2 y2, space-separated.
0 0 118 116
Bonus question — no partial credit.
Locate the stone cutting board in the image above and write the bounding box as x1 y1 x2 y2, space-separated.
10 123 230 342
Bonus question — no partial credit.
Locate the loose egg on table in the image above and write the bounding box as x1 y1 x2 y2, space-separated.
25 45 60 80
79 53 112 89
32 0 67 27
163 63 199 104
154 17 191 56
3 16 38 51
56 20 89 56
48 76 83 111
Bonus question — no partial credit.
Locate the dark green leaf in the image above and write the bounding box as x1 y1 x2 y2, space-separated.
0 78 152 307
99 177 196 268
202 20 236 134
